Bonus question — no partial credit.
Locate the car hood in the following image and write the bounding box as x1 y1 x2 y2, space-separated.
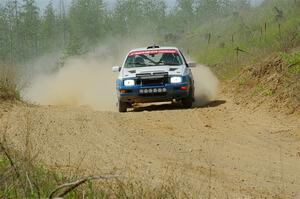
120 65 185 79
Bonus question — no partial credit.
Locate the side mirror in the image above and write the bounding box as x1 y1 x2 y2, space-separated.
112 66 121 72
187 62 197 68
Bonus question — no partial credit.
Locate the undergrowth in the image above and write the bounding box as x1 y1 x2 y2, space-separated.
0 142 186 199
0 65 20 101
281 51 300 75
177 0 300 80
229 52 300 114
0 80 20 101
177 0 300 113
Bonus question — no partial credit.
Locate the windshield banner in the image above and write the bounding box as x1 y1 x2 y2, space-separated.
129 49 179 56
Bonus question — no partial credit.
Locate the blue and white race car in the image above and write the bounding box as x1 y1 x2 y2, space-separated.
112 45 196 112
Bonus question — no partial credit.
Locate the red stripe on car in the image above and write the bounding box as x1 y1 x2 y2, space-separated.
129 49 179 56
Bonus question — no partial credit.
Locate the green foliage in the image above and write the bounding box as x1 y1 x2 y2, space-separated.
0 0 253 65
179 0 300 80
40 1 57 52
281 51 300 75
68 0 106 45
0 0 299 73
0 0 62 64
0 67 20 101
0 152 64 199
112 0 166 36
0 80 20 100
239 76 249 86
64 33 84 58
252 83 274 96
19 0 41 59
0 152 186 199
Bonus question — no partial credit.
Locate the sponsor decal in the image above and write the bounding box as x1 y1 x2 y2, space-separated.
129 49 179 56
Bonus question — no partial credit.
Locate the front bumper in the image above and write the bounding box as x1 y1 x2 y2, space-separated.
117 83 190 103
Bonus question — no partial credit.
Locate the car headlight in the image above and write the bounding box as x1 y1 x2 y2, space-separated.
170 76 183 84
124 79 135 86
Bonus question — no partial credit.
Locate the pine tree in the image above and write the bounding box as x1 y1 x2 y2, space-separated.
195 0 220 19
141 0 166 32
19 0 40 60
113 0 143 34
1 0 20 64
58 0 66 43
69 0 106 46
64 32 83 58
174 0 195 32
41 1 57 52
0 4 10 63
235 0 251 10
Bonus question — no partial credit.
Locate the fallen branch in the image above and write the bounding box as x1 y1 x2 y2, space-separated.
0 141 27 195
48 175 117 199
288 62 299 68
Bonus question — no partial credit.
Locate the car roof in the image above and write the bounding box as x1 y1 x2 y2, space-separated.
129 46 179 53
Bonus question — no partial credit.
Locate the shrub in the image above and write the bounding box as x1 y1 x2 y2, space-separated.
281 51 300 75
0 65 20 101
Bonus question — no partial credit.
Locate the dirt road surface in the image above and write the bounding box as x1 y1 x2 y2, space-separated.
1 94 300 198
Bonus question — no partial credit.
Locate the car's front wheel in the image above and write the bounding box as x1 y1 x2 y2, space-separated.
182 95 193 108
118 101 127 112
182 87 194 109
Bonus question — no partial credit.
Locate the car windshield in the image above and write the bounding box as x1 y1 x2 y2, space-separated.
124 50 183 68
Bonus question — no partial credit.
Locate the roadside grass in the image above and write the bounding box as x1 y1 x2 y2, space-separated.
226 51 300 114
177 0 300 80
175 0 300 113
1 139 290 199
0 65 20 101
281 51 300 75
0 141 188 199
252 84 274 97
0 80 20 101
0 144 61 199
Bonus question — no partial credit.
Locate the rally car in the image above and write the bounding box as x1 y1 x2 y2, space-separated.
112 45 196 112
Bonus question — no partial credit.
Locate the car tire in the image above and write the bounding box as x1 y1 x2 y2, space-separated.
118 101 127 112
182 88 194 109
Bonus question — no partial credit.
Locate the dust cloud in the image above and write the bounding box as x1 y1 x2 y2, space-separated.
23 37 153 111
23 57 118 111
192 65 219 107
23 40 219 111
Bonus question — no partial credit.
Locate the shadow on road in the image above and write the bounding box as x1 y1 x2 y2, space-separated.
197 100 227 108
131 100 226 112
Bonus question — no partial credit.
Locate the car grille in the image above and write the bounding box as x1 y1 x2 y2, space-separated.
136 72 168 86
140 78 168 85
